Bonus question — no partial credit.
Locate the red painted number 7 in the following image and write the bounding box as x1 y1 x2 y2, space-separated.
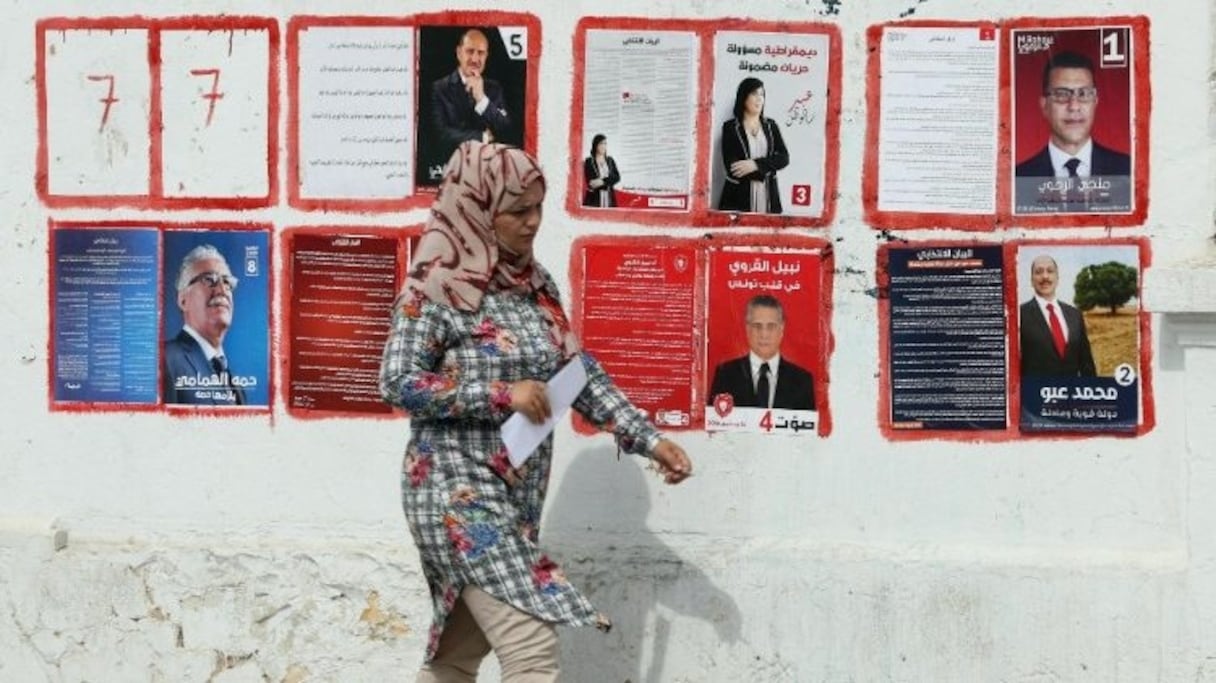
86 74 118 132
190 68 224 126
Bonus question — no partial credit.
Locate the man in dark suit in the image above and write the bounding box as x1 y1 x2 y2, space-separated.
708 295 815 411
163 245 246 405
1015 51 1130 178
430 29 513 170
1019 254 1096 377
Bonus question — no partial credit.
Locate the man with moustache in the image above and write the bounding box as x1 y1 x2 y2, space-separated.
430 28 514 167
1019 254 1096 378
163 244 246 405
1015 51 1130 179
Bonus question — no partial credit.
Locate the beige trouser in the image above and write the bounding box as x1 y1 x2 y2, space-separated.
417 585 561 683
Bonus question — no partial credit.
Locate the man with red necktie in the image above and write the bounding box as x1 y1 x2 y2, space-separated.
1019 254 1097 377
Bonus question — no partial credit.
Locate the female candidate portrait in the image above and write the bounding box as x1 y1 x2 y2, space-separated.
582 133 620 208
717 77 790 214
379 141 692 681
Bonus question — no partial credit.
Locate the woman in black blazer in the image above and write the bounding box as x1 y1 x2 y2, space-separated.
582 134 621 207
717 78 789 214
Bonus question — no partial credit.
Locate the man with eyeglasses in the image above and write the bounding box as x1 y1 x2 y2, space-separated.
163 244 246 405
708 294 815 411
1015 51 1130 179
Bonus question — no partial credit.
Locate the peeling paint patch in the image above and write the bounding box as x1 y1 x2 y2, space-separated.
358 591 410 641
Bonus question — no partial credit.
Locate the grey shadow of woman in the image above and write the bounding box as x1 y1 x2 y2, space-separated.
541 445 743 682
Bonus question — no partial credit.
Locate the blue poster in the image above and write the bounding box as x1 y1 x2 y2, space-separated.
887 245 1007 430
53 228 160 404
1016 244 1141 433
1020 376 1138 432
162 230 271 407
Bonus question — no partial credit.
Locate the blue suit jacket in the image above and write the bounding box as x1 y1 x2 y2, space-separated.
1015 141 1131 177
708 355 815 410
163 329 245 405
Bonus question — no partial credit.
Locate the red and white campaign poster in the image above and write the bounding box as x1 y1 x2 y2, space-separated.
575 241 699 428
571 235 833 435
863 16 1148 230
568 17 841 230
704 247 824 435
284 229 410 417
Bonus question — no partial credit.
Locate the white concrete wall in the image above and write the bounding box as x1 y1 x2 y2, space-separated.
2 0 1214 681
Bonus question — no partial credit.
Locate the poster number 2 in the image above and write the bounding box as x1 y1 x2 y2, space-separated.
1100 28 1129 68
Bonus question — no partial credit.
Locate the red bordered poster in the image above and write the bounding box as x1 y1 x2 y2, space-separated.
876 237 1154 441
49 220 274 416
568 17 841 230
281 226 417 419
36 16 279 210
863 16 1149 230
570 234 834 436
287 12 541 212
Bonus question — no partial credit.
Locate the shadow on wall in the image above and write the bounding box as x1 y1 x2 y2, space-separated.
542 446 742 682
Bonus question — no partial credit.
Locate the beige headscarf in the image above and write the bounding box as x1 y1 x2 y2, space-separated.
401 141 579 358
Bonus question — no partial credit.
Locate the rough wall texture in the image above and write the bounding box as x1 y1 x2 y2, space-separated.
2 0 1215 681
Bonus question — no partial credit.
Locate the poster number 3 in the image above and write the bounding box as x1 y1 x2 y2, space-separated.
1100 28 1130 68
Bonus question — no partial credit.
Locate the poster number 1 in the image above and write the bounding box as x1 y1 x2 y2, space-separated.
1100 28 1129 68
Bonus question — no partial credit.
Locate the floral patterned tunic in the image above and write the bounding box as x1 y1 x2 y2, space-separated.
379 272 661 660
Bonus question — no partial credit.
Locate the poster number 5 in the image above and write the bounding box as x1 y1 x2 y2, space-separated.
499 27 528 61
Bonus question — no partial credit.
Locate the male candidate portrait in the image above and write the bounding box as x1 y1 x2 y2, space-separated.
429 28 513 168
708 295 815 411
163 244 246 405
1019 254 1096 378
1015 51 1130 179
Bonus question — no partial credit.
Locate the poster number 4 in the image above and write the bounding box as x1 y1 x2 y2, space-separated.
1100 28 1129 68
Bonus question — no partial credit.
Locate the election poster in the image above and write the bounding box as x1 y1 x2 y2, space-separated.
1010 25 1136 216
884 244 1008 431
863 16 1148 229
415 23 531 188
571 235 833 435
51 226 161 406
286 231 404 415
1015 243 1141 432
704 246 823 435
569 18 840 226
161 228 271 408
574 241 699 428
708 30 832 219
579 28 698 212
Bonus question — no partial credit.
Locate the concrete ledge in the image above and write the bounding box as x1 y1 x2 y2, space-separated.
1146 255 1216 315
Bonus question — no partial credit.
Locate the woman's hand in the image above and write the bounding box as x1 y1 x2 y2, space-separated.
650 439 693 484
589 178 604 189
510 380 551 424
729 159 760 177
